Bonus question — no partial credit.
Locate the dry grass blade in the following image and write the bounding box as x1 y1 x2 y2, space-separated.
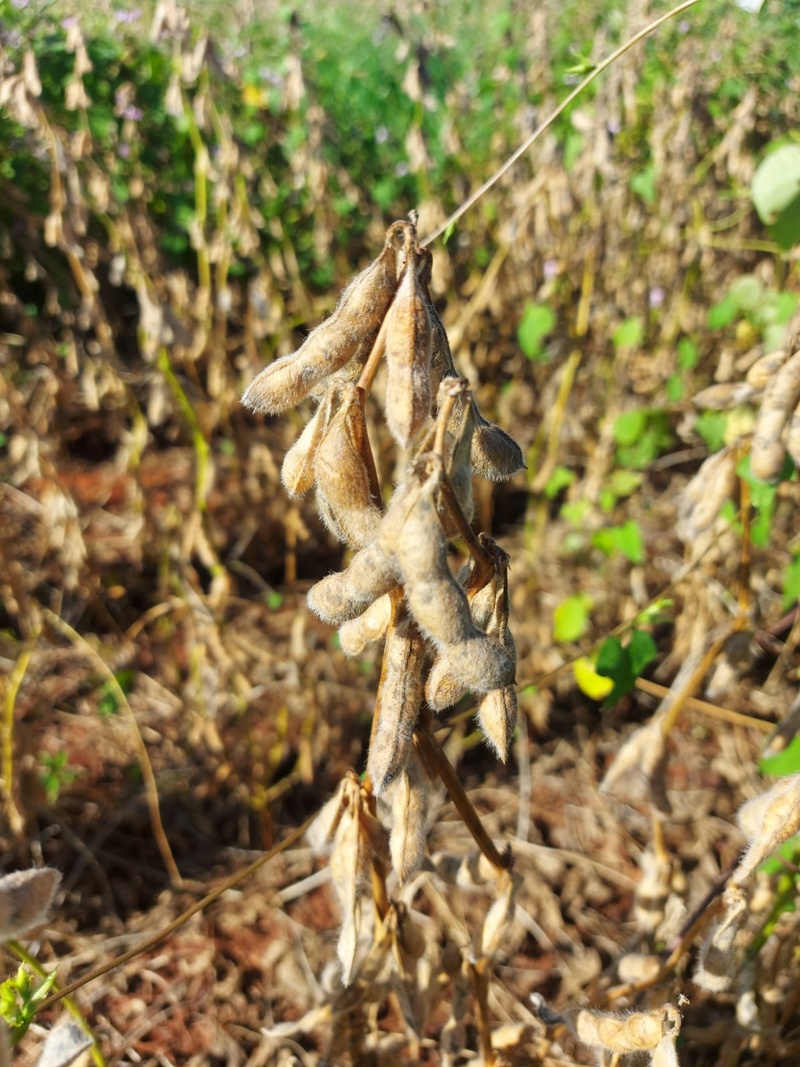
694 885 747 993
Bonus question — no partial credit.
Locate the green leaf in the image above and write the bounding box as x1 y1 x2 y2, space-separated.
560 499 591 527
591 521 644 564
728 274 763 312
544 465 575 499
782 555 800 610
630 164 657 205
752 144 800 224
518 302 556 362
595 636 634 704
677 338 700 370
613 316 644 350
666 374 683 402
628 627 658 675
708 293 738 330
553 594 593 643
759 734 800 778
613 409 647 447
695 410 728 452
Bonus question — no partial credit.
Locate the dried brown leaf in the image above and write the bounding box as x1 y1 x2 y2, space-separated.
0 868 61 941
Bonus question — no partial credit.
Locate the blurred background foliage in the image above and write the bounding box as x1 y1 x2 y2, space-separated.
3 0 800 1059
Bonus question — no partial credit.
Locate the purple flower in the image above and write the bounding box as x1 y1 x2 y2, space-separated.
118 143 131 159
114 7 142 22
61 15 78 27
123 105 144 122
543 259 559 283
607 118 621 136
678 19 690 33
649 286 665 309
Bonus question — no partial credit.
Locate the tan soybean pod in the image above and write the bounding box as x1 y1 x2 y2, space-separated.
314 383 382 548
477 685 518 762
242 221 409 415
280 386 337 496
338 594 392 656
307 542 396 625
384 250 434 449
367 610 426 795
394 462 474 646
750 349 800 480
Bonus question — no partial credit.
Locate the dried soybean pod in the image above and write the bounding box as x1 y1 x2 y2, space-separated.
338 594 392 656
307 542 397 624
329 774 371 984
280 385 338 496
394 460 475 646
388 748 430 881
471 403 525 481
564 1005 681 1054
242 221 407 415
425 651 467 711
746 348 788 389
442 378 476 522
384 249 434 449
314 383 382 548
477 685 518 762
368 609 426 795
751 349 800 480
693 381 758 410
676 445 737 541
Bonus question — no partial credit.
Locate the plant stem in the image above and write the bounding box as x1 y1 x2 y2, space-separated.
40 811 317 1012
421 0 705 246
414 714 510 875
1 641 35 837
